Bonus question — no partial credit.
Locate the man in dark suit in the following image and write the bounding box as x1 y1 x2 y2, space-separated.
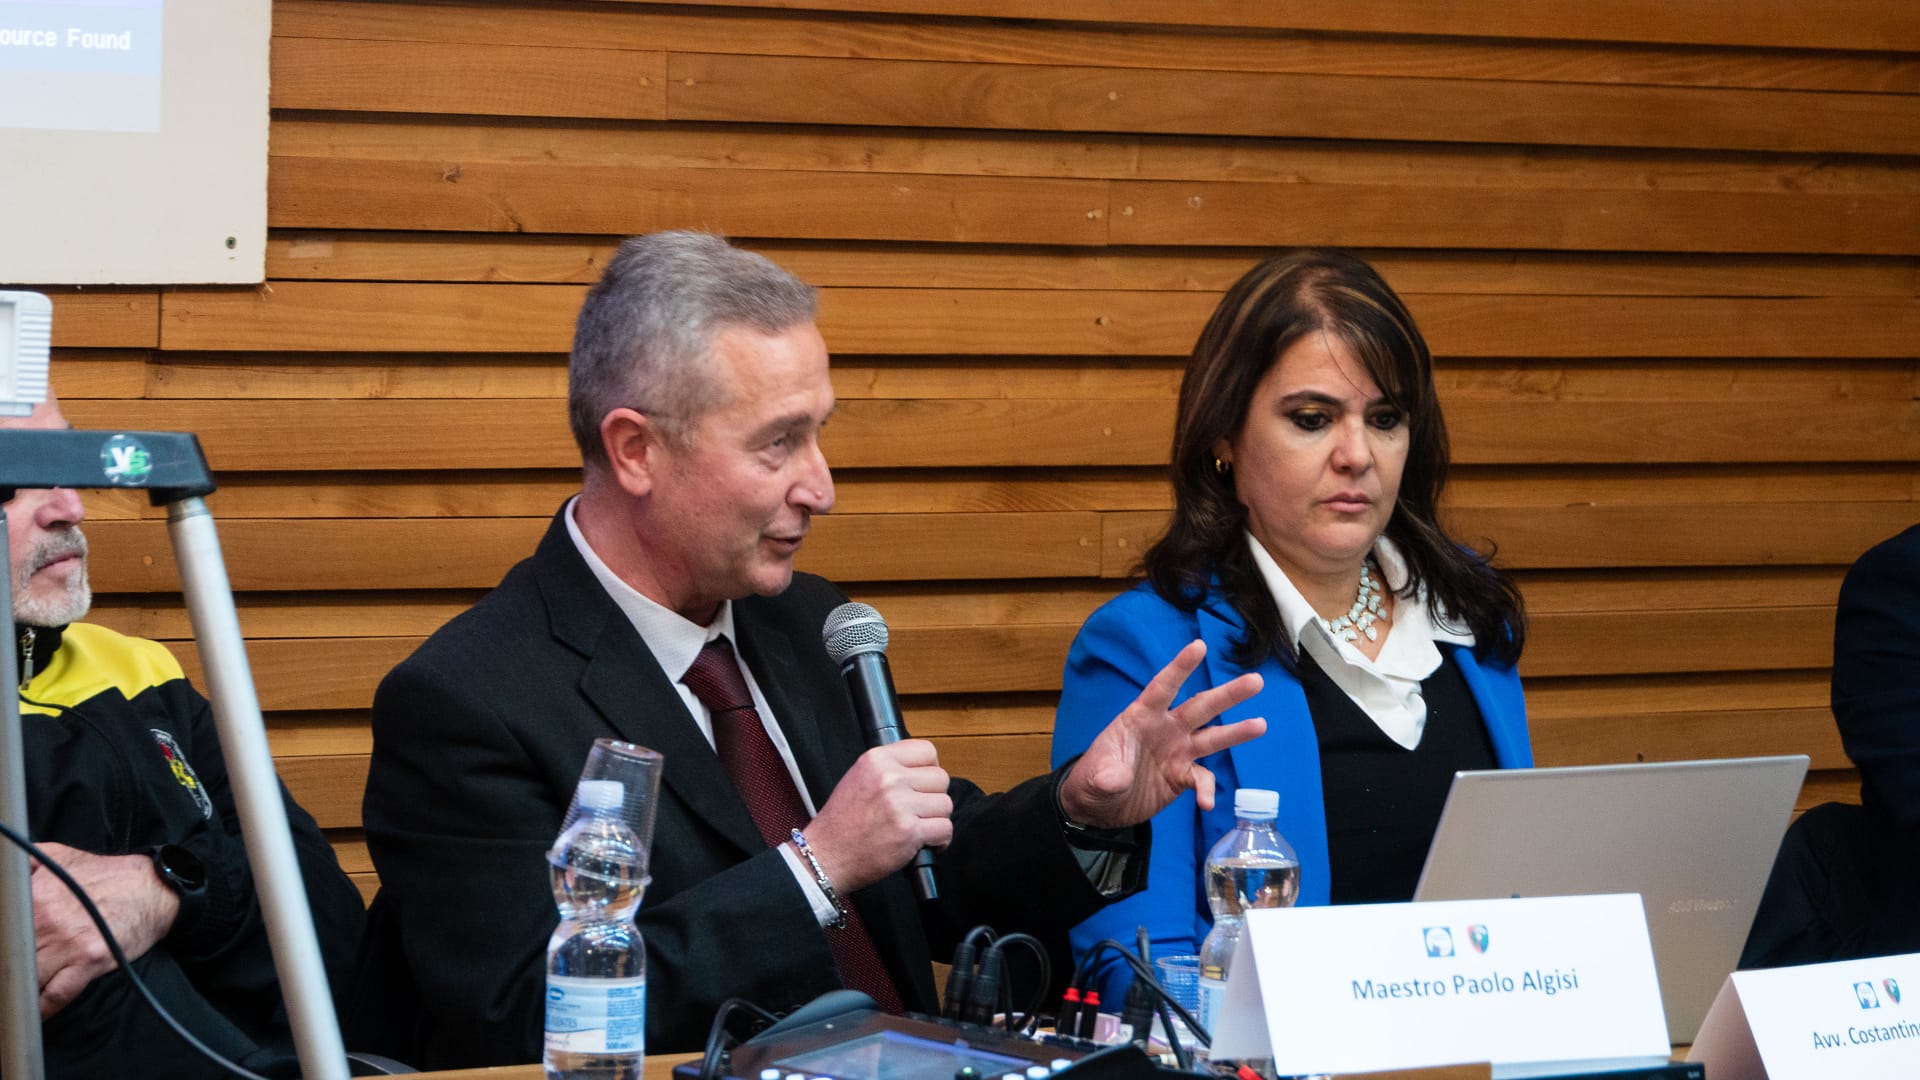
351 231 1267 1067
1743 523 1920 967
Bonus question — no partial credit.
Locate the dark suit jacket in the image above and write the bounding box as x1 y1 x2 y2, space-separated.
1738 522 1920 967
1834 523 1920 836
350 510 1143 1067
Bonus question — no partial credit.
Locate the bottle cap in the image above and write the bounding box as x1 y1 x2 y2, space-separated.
576 779 625 812
1234 788 1279 819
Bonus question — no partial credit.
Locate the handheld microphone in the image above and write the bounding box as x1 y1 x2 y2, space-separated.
823 601 939 902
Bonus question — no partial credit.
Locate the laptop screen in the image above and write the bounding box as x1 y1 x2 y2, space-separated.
1413 755 1808 1041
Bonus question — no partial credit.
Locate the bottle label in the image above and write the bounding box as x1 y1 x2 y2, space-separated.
544 974 646 1056
1197 975 1228 1042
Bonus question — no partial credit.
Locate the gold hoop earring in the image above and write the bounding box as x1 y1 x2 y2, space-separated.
1213 457 1231 476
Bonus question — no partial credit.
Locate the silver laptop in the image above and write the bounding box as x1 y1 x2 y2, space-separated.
1414 755 1809 1042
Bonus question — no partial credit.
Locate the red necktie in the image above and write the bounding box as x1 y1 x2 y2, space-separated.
682 637 904 1011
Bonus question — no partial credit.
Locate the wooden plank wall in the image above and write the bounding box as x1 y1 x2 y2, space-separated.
24 1 1920 901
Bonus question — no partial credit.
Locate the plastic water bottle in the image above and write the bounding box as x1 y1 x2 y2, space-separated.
545 780 648 1080
1195 788 1299 1067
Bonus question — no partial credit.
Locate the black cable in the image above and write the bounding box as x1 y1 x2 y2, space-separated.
1077 937 1208 1068
0 820 272 1080
981 932 1049 1033
1150 994 1188 1073
1099 945 1197 1071
1055 985 1084 1039
946 926 994 1021
697 996 782 1080
967 939 1001 1026
1104 941 1208 1039
1119 927 1154 1041
1071 934 1109 989
1077 938 1191 1026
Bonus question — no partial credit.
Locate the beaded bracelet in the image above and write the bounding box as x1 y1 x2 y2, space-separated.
788 828 848 930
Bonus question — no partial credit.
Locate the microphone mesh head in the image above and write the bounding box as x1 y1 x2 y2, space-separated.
823 601 889 663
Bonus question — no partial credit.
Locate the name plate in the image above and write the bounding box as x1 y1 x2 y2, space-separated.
1209 894 1670 1076
1689 952 1920 1080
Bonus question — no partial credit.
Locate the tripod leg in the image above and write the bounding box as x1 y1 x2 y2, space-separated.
167 497 350 1080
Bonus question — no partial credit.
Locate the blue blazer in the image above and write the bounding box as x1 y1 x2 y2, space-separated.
1050 580 1531 999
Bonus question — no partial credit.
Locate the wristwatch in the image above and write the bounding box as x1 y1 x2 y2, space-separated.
148 844 208 896
1050 759 1136 852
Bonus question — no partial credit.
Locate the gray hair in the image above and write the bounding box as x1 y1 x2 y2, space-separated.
567 231 818 471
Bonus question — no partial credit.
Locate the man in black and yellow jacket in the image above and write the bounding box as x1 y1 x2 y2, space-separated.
8 392 364 1078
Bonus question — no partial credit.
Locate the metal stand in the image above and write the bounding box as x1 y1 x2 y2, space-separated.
0 429 349 1080
0 502 42 1080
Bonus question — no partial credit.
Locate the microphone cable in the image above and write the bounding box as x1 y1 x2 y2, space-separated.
946 926 1050 1033
972 931 1049 1033
944 925 993 1021
1118 927 1154 1043
0 819 272 1080
696 996 782 1080
1070 938 1208 1070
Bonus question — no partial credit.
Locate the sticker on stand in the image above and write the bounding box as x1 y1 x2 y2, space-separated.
100 434 153 485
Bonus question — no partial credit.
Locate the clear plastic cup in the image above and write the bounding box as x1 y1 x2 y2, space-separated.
1154 954 1202 1013
558 738 664 874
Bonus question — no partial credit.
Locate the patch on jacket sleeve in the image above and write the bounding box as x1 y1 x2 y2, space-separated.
150 729 214 820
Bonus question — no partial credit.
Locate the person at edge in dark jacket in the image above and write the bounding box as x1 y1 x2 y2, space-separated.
1742 523 1920 968
6 388 364 1079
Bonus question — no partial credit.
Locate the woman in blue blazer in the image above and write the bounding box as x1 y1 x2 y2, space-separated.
1052 250 1533 1001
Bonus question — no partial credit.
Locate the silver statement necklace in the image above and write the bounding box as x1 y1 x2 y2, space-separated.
1325 558 1385 643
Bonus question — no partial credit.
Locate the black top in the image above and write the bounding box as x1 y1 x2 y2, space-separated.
1831 523 1920 835
1302 643 1497 904
17 622 364 1080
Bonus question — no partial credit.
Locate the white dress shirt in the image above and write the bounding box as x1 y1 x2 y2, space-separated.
1247 532 1477 751
565 498 840 924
